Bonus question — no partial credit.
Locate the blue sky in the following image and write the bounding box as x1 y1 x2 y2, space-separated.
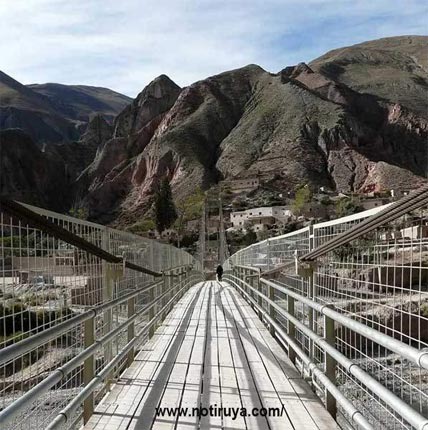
1 0 427 97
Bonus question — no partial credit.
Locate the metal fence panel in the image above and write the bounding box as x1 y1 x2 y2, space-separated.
0 202 201 430
224 200 428 430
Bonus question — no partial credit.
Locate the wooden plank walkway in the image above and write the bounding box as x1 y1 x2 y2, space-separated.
84 281 338 430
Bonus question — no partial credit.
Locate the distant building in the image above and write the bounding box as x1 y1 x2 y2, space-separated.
400 225 428 240
380 224 428 242
299 202 330 219
390 189 416 199
360 198 390 211
226 177 260 194
250 219 275 232
230 206 293 230
13 250 76 280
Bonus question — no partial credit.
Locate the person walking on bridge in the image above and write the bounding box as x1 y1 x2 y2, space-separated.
216 265 223 282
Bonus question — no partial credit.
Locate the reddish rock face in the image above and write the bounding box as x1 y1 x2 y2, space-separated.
78 37 428 225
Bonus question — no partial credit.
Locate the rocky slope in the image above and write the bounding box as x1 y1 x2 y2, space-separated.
0 129 70 210
310 35 428 115
79 36 427 225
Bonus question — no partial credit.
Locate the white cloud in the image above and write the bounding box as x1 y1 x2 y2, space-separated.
0 0 426 96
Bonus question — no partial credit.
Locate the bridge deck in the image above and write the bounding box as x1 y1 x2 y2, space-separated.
84 281 337 430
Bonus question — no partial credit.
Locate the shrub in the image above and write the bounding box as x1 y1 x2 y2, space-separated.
69 206 88 220
128 218 156 234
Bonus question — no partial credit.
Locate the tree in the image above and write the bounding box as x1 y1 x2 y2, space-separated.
335 198 362 217
173 188 205 246
154 178 178 234
292 185 312 215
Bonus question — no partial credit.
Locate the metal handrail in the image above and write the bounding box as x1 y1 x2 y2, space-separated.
223 188 428 429
230 263 428 369
260 277 428 370
0 198 202 429
229 183 428 267
300 184 428 262
0 272 201 426
225 274 428 430
224 276 373 429
45 274 202 429
0 276 168 367
0 198 163 277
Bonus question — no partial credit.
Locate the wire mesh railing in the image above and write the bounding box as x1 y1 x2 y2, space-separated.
0 201 202 430
224 186 428 430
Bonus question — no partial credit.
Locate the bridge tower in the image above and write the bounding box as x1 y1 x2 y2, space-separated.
197 197 206 273
197 187 229 274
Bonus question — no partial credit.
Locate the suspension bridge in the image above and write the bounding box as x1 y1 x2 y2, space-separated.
0 186 427 430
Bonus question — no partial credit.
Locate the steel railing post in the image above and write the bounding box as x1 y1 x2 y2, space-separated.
308 272 314 362
257 268 263 321
184 267 188 296
127 296 136 366
83 317 95 424
167 271 172 315
287 294 296 364
157 276 162 328
268 283 275 337
308 224 315 362
175 269 180 304
171 269 177 311
243 267 247 296
102 228 113 389
170 270 175 310
162 272 168 321
248 268 254 310
324 311 337 420
149 284 155 339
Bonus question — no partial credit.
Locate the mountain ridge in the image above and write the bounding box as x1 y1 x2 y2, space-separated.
28 82 132 124
0 70 131 144
1 35 427 225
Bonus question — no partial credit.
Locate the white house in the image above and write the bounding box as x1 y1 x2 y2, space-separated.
230 206 293 230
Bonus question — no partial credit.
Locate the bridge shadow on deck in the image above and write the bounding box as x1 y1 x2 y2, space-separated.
132 285 204 429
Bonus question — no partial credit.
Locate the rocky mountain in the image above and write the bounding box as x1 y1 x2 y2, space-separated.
28 83 132 124
310 35 428 115
80 35 427 225
1 36 427 224
0 115 113 211
0 71 78 144
0 70 131 145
